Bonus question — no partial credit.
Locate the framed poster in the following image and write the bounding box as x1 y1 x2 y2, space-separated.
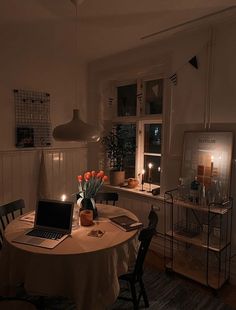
181 131 233 201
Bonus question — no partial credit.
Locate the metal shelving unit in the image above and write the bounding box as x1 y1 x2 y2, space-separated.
164 188 233 290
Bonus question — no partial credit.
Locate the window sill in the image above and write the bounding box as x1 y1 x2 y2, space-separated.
103 184 164 202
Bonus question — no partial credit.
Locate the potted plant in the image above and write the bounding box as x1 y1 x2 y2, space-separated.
101 126 127 186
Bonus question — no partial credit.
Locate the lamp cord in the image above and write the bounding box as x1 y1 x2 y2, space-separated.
74 1 78 110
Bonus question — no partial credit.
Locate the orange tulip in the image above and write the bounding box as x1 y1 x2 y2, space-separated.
102 175 108 182
84 172 91 180
99 170 105 177
77 170 107 198
77 175 83 182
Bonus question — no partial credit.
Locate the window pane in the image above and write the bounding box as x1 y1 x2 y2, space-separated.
117 84 137 116
116 123 136 178
144 155 161 185
144 79 163 115
144 124 162 153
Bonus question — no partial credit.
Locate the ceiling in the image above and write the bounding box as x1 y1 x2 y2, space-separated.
0 0 236 62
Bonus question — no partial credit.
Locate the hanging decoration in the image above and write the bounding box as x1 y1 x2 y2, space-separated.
169 73 178 86
189 56 198 69
168 53 200 86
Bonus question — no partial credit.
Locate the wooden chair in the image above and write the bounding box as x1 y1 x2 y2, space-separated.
95 192 119 206
118 208 158 309
148 205 158 230
0 199 25 249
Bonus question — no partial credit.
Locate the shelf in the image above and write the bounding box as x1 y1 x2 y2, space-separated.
166 230 228 252
166 198 230 214
164 189 232 289
166 259 228 289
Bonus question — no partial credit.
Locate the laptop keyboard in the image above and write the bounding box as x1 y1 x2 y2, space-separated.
26 229 65 240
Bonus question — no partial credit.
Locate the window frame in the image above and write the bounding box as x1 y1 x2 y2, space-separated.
137 119 162 183
111 75 165 185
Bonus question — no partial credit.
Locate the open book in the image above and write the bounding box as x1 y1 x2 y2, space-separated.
109 215 143 231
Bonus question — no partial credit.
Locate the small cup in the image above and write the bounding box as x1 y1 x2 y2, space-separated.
80 210 94 226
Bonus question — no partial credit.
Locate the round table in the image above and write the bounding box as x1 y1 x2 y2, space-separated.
0 204 139 310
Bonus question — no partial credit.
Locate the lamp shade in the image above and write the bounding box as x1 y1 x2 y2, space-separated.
53 109 100 142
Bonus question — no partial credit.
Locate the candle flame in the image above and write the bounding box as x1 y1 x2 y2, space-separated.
148 163 153 169
61 194 67 201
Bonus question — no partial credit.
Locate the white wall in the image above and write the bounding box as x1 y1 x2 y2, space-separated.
0 148 87 211
0 20 89 150
0 20 89 207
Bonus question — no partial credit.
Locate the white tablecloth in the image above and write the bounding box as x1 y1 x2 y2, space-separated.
0 204 139 310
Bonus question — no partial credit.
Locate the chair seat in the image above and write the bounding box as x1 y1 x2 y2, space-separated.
95 192 118 206
119 272 133 282
0 300 37 310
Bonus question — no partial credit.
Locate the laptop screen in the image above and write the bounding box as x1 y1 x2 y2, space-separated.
35 200 73 232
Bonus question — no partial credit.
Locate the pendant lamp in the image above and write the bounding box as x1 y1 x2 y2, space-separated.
53 0 100 142
53 109 100 142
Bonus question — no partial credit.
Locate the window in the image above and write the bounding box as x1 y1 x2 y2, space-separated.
143 123 162 184
111 77 164 186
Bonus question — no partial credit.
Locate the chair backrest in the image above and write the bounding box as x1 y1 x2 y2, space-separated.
0 199 25 249
95 192 119 206
148 205 158 230
133 208 158 279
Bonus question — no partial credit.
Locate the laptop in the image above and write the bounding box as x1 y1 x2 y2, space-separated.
13 199 74 249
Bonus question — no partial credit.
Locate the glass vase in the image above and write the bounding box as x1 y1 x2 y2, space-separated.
77 197 98 219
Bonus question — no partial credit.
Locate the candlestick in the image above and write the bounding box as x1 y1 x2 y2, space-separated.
211 156 214 177
147 163 153 193
140 169 145 191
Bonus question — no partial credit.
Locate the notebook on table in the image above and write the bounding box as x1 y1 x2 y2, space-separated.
13 199 74 249
109 215 143 231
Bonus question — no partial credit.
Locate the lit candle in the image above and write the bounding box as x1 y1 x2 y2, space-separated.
158 166 161 172
148 163 153 180
142 169 145 184
61 194 67 201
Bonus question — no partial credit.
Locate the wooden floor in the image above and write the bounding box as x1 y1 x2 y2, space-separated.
145 250 236 309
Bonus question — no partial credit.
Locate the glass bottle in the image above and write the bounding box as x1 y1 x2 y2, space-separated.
199 183 207 207
189 176 200 204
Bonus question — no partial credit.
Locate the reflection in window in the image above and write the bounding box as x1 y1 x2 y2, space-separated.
116 123 136 178
144 124 162 154
144 79 163 115
117 84 137 117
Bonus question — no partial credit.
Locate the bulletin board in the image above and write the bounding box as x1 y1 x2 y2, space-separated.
181 131 233 200
14 89 52 148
